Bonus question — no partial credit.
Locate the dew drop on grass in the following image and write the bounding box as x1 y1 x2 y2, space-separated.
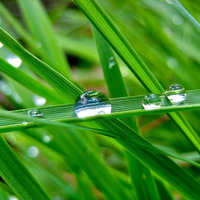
74 90 112 118
43 134 53 143
109 56 116 69
142 94 161 110
165 83 186 104
27 146 39 158
27 109 43 117
0 42 3 48
6 55 22 68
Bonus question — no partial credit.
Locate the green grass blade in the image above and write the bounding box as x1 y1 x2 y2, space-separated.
0 110 200 168
0 27 82 102
0 135 51 200
0 187 8 200
170 0 200 31
1 110 200 199
101 119 200 200
1 24 200 198
93 27 159 200
16 0 70 78
0 57 65 104
71 0 200 153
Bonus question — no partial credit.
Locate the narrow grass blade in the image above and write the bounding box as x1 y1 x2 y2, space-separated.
0 57 65 104
72 0 200 153
16 0 70 78
0 136 51 200
93 27 159 200
101 119 200 200
170 0 200 31
0 187 8 200
0 27 82 102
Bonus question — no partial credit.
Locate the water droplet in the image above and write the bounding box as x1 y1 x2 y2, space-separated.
27 146 39 158
22 121 29 125
9 196 18 200
109 57 116 69
165 83 186 104
0 42 3 48
167 58 179 69
74 90 112 118
43 134 53 143
0 80 12 95
27 109 43 117
172 14 184 25
33 95 46 106
6 55 22 68
142 94 161 110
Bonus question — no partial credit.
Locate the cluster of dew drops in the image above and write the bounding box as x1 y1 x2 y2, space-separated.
24 83 186 121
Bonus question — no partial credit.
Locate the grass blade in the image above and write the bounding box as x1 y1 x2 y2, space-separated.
16 0 70 78
0 57 65 104
170 0 200 31
72 0 200 153
0 27 82 102
93 27 159 200
0 135 51 200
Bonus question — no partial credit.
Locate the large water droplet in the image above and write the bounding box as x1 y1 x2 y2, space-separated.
0 42 3 48
109 57 116 69
27 109 43 117
142 94 161 110
74 90 112 118
27 146 39 158
165 83 186 104
6 55 22 68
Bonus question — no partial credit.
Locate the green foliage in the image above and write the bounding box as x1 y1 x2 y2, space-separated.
0 0 200 199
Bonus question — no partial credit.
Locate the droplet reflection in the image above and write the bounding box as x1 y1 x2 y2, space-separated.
74 90 112 118
142 94 161 110
165 83 186 104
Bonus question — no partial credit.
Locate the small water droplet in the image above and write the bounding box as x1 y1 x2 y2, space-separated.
0 42 3 48
27 146 39 158
142 94 161 110
27 109 43 117
0 80 12 95
33 95 46 106
165 83 186 104
172 14 184 25
9 196 18 200
43 134 53 143
6 55 22 68
74 90 112 118
22 121 29 125
167 58 179 69
109 57 116 69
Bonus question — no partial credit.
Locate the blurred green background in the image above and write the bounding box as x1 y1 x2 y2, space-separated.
0 0 200 199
